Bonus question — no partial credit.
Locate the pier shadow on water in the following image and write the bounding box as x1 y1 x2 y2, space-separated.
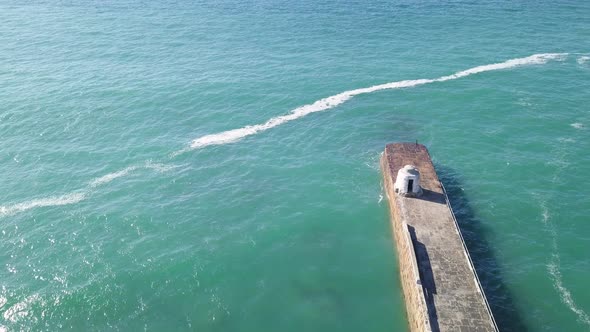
436 165 528 332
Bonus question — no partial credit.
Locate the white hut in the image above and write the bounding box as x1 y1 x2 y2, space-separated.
394 165 422 197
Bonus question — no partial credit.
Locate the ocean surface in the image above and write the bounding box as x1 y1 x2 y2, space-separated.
1 1 589 331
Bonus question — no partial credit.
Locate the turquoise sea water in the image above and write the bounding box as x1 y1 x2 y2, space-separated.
1 1 589 331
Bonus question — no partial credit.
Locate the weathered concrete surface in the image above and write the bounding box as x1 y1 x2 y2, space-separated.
381 143 498 332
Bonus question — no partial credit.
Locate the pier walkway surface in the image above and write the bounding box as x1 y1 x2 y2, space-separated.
381 143 497 332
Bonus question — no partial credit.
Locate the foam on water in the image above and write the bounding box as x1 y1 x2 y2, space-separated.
0 53 570 217
88 162 175 188
2 294 42 323
435 53 568 82
0 296 7 332
182 53 567 152
541 204 590 327
145 161 180 173
577 56 590 65
537 134 590 327
0 162 178 218
89 166 139 188
0 193 86 217
571 123 584 129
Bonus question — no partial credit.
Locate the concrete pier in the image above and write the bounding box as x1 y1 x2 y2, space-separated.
381 143 498 332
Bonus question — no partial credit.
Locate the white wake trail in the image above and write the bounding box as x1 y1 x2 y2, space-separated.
185 53 567 151
0 53 569 217
89 166 139 188
538 131 590 328
89 162 177 188
0 193 86 217
0 162 177 217
541 203 590 327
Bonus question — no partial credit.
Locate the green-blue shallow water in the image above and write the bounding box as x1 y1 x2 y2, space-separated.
1 1 589 331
